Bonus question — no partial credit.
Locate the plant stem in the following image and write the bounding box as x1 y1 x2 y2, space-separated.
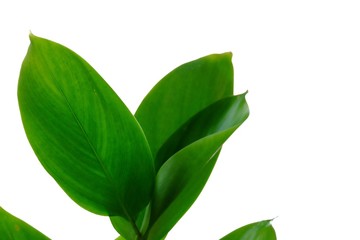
120 204 143 240
129 217 142 240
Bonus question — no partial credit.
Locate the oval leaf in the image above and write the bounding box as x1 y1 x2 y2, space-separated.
220 219 277 240
145 93 249 240
0 207 50 240
18 34 154 219
135 52 234 170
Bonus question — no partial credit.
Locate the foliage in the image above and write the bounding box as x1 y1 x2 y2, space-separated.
1 34 276 239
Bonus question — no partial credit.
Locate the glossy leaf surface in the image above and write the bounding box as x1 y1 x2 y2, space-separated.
135 53 234 170
156 92 248 167
0 207 50 240
145 93 249 240
220 220 276 240
18 35 154 218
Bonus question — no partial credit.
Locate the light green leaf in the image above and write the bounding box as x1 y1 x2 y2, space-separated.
115 235 127 240
18 34 154 220
135 53 233 170
114 234 167 240
220 219 276 240
145 93 249 240
0 207 50 240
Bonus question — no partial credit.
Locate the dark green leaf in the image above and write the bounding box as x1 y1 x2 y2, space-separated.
135 53 234 170
18 34 155 220
145 93 249 240
220 219 276 240
0 207 50 240
156 92 249 167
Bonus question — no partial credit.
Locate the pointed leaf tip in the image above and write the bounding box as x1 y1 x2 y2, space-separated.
220 219 277 240
145 93 249 240
135 52 234 161
225 51 233 58
18 35 155 218
29 32 36 41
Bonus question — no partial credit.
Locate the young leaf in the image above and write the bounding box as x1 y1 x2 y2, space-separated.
220 219 276 240
145 93 249 240
18 34 155 220
0 207 50 240
135 53 234 170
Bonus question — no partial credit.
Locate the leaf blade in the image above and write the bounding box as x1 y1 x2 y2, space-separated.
220 219 277 240
0 207 50 240
146 93 249 239
18 34 154 219
135 53 234 170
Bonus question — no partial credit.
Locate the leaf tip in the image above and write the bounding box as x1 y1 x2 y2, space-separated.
28 32 43 44
29 31 37 43
226 51 233 57
221 51 233 60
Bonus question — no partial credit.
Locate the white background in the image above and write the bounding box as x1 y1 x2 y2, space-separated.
1 0 360 239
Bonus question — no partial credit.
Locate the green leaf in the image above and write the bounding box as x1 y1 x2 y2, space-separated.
115 236 126 240
220 219 277 240
156 92 249 167
110 204 150 239
145 93 249 240
18 34 155 220
135 53 234 170
0 207 50 240
110 216 137 240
